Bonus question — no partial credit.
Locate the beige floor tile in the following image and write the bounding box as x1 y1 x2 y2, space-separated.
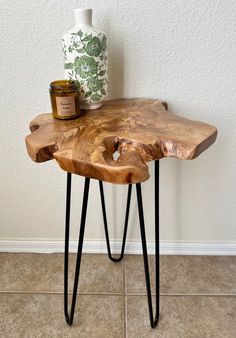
125 255 236 295
0 293 124 338
0 253 123 294
126 295 236 338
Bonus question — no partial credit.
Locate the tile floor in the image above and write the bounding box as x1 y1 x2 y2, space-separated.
0 253 235 337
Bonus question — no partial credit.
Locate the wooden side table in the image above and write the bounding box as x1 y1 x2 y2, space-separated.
25 99 217 329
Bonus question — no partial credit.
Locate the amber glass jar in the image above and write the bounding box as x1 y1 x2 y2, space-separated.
49 80 80 119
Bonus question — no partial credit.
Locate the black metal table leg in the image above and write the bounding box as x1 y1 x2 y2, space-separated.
136 160 159 328
63 160 160 328
155 160 160 323
64 173 90 326
99 181 132 262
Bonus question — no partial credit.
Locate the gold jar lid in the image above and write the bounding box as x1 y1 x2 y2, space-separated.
50 80 79 93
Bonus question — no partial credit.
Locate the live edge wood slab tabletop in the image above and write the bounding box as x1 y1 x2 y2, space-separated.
25 98 217 184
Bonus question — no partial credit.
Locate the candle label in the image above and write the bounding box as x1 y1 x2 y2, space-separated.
56 96 76 117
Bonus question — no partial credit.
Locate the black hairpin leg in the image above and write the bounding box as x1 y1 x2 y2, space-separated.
64 173 90 326
136 160 159 328
63 160 159 329
99 181 132 262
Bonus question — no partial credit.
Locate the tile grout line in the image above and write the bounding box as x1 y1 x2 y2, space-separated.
123 259 127 338
0 291 124 296
125 293 236 297
0 290 235 297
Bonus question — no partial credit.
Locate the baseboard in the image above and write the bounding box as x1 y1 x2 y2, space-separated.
0 240 235 255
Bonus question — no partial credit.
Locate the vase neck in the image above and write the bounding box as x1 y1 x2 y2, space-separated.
74 8 92 26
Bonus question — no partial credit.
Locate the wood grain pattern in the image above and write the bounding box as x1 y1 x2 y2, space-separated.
25 99 217 184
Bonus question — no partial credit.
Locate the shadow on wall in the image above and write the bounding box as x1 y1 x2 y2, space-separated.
105 19 125 235
173 160 184 240
108 40 124 99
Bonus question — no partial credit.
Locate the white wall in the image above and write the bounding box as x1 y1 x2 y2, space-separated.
0 0 236 252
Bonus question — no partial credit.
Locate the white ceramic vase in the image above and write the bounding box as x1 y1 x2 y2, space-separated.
62 9 108 110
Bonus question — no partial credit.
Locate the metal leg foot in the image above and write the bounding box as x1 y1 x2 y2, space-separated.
99 181 132 262
64 173 90 326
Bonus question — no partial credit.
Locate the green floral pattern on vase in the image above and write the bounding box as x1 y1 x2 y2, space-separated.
87 77 104 92
86 36 102 57
62 29 108 108
74 55 98 78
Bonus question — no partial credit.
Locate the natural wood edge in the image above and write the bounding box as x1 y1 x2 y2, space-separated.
25 99 217 184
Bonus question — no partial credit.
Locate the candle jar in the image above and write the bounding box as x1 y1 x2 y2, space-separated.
49 80 80 120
